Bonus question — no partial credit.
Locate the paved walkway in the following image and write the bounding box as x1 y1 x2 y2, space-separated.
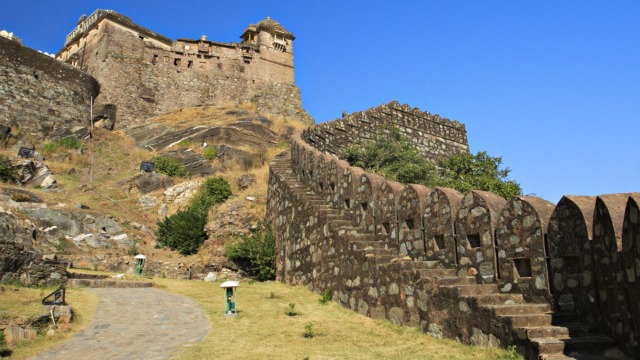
31 288 210 360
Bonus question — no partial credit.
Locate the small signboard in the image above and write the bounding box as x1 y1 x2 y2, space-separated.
18 147 34 158
140 161 155 172
42 286 66 305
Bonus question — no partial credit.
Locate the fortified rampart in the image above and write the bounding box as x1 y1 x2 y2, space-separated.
267 111 640 359
56 9 311 128
302 101 469 162
0 36 99 140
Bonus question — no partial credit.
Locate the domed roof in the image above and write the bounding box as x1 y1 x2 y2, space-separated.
257 16 292 36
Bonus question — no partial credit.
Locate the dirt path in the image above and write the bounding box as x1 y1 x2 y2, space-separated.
31 288 210 360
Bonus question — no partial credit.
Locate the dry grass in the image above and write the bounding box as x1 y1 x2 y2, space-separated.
150 278 520 360
0 285 98 360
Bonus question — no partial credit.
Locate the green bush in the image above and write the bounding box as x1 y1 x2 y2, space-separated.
203 147 217 160
225 224 276 281
304 322 315 338
156 177 232 255
154 157 189 177
319 287 333 305
342 126 522 199
0 155 16 183
42 136 82 153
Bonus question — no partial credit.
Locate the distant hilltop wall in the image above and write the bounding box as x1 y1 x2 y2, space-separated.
56 9 312 128
302 101 469 162
0 36 99 140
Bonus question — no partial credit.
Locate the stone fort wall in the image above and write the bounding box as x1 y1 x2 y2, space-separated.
56 11 312 128
267 127 640 358
0 36 99 141
302 101 469 162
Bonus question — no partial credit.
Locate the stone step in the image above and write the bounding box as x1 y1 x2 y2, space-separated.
441 283 499 296
356 247 397 256
504 313 553 328
68 279 153 288
486 303 551 316
350 241 386 250
514 325 569 340
437 276 477 286
471 293 524 306
417 268 457 278
531 336 616 357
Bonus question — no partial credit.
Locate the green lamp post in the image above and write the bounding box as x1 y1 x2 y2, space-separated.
134 254 146 276
220 281 239 316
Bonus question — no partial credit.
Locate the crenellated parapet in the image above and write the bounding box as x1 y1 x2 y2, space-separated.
267 126 640 359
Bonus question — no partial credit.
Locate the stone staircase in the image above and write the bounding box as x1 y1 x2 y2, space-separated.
66 271 153 288
270 153 628 360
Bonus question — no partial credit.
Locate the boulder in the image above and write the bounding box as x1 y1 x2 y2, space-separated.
237 174 255 190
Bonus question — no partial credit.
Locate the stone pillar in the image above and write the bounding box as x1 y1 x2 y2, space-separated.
547 196 597 321
424 187 464 268
397 184 431 259
495 196 555 303
454 191 506 282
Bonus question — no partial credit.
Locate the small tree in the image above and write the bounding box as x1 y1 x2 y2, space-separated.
435 151 522 200
225 224 276 281
156 176 232 255
0 154 15 183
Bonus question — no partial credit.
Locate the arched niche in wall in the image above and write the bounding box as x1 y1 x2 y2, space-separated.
424 187 464 268
397 184 431 259
312 153 328 196
495 196 555 304
622 195 640 353
454 190 506 282
547 195 598 321
342 167 365 225
375 180 404 251
353 173 384 234
326 158 348 210
593 193 639 352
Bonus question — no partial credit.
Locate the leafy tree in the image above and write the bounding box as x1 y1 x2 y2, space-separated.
154 157 189 177
342 126 522 199
435 151 522 200
0 154 15 183
156 176 232 255
225 224 276 281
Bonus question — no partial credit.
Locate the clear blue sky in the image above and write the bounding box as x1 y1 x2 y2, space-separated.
2 1 638 203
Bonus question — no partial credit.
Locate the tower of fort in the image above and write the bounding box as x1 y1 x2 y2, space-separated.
56 9 312 128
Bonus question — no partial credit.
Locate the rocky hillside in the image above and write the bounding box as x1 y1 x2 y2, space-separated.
0 103 309 281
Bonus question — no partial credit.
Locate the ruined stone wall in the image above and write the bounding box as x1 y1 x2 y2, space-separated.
59 17 311 128
302 101 469 163
0 37 99 141
267 129 640 358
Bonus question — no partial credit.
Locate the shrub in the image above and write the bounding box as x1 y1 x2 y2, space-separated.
319 287 333 305
303 322 315 338
285 303 297 316
154 157 189 177
42 136 82 153
156 176 231 255
225 224 276 281
203 147 217 160
0 155 16 183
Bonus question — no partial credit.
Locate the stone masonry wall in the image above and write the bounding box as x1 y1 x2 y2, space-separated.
0 37 99 141
302 101 469 163
267 129 640 358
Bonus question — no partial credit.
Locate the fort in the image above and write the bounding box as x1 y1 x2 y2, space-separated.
1 8 639 359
